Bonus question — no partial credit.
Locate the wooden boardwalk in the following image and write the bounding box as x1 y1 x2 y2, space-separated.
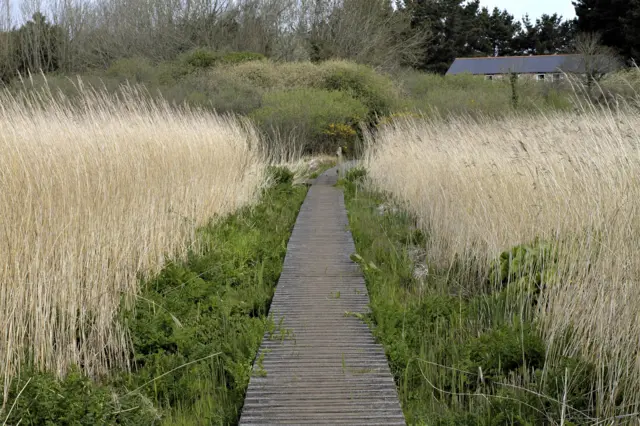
239 167 405 425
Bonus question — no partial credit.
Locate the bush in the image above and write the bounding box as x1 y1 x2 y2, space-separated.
251 88 368 154
180 49 266 70
156 61 194 85
344 167 367 183
105 57 159 84
219 51 266 65
161 72 264 113
181 48 219 69
489 241 556 290
103 51 267 89
320 61 400 121
464 323 545 384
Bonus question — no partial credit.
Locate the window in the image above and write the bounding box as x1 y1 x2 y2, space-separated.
536 74 545 81
485 75 494 81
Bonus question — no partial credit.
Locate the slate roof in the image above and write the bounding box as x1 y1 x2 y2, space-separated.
446 54 586 75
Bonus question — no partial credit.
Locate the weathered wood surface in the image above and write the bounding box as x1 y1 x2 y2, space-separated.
239 166 405 425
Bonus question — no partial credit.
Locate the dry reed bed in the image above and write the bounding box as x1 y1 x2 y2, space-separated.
365 109 640 418
0 85 265 401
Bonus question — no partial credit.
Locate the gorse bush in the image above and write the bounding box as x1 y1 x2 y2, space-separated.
320 62 400 121
161 72 264 114
181 48 219 68
251 88 368 154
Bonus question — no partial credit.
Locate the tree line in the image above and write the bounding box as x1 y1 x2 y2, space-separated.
0 0 638 83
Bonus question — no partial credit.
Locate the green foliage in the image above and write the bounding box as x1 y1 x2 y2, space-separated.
320 62 399 121
179 49 265 71
162 72 264 114
398 70 574 117
488 241 556 296
344 167 367 183
251 88 368 154
106 57 159 83
464 323 545 383
181 48 219 69
2 368 158 425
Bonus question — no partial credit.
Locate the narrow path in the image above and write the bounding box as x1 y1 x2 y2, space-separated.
239 167 405 425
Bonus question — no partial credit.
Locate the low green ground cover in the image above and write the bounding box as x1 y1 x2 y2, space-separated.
340 168 597 425
2 168 307 426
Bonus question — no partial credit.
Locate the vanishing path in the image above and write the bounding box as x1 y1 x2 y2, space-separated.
239 167 405 425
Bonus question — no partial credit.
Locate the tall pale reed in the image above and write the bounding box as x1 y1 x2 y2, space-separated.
365 109 640 418
0 83 265 401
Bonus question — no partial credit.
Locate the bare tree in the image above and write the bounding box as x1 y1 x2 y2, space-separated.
307 0 428 70
573 32 623 94
0 0 427 77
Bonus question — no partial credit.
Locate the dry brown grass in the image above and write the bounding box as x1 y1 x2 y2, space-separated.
365 107 640 418
0 82 266 401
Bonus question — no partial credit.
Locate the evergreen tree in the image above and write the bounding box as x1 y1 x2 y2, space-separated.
513 14 575 55
573 0 639 60
473 7 521 56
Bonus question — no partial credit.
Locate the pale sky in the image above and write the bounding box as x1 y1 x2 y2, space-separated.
481 0 576 21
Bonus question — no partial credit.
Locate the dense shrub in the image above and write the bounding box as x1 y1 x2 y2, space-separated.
488 241 556 289
251 88 368 153
180 49 265 70
464 323 546 383
211 61 326 91
181 48 219 68
162 72 264 114
105 57 160 84
320 62 400 121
